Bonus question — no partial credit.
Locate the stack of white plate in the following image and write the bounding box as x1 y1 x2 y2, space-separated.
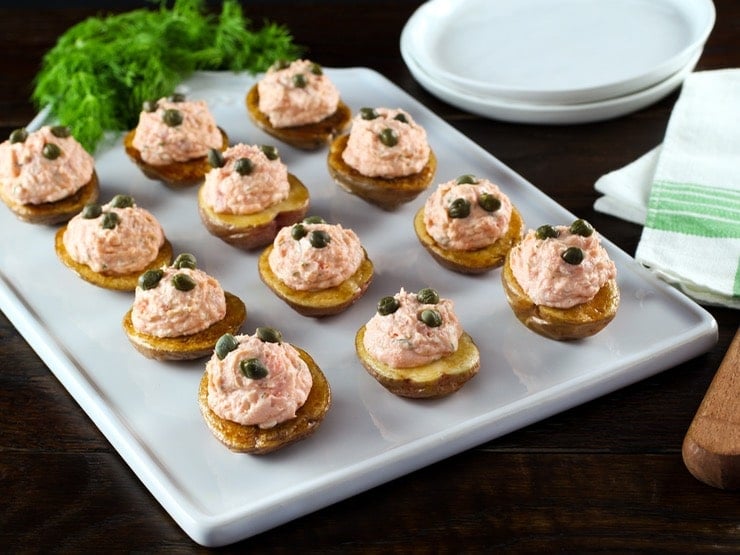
400 0 716 124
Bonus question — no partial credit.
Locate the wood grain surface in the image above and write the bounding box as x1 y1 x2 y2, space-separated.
683 328 740 490
1 1 738 552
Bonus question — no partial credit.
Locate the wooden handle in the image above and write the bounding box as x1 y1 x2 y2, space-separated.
682 327 740 490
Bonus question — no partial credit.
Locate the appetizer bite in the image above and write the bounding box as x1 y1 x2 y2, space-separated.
327 107 436 210
124 93 228 187
198 143 309 250
123 253 247 361
0 125 99 224
199 327 331 454
246 59 351 150
501 219 620 341
55 194 172 291
258 215 374 317
414 174 524 274
355 287 480 398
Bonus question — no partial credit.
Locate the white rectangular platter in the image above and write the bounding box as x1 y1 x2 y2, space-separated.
0 68 717 547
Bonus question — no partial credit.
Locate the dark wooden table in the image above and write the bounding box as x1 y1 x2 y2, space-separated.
1 1 738 552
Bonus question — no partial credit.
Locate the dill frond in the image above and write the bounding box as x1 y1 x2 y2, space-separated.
31 0 303 153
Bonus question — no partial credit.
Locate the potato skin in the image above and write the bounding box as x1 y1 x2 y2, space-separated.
124 127 229 188
413 203 524 274
501 252 620 341
327 134 436 211
55 230 173 291
198 347 331 454
0 170 99 225
355 327 480 398
123 292 247 361
246 85 352 150
198 174 310 251
258 245 374 317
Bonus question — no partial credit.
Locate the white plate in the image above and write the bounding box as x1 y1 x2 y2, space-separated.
403 0 715 104
0 68 717 547
403 34 702 124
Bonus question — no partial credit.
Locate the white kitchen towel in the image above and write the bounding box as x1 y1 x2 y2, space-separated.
594 69 740 309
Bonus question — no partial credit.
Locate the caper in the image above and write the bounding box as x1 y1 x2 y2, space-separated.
292 73 307 88
9 128 28 143
359 107 378 120
42 143 61 160
259 144 279 160
256 326 282 344
50 125 71 138
394 112 408 123
378 128 398 147
272 59 290 71
168 92 185 102
172 273 196 291
215 333 239 360
291 223 307 240
310 63 323 75
448 197 471 219
456 174 477 184
162 108 183 127
81 203 102 219
309 229 331 248
142 100 158 112
561 246 584 265
377 295 400 316
570 218 594 237
101 211 119 229
419 308 442 328
416 287 440 304
535 224 559 240
240 358 268 380
478 192 501 212
173 253 197 269
138 268 164 290
303 215 325 224
207 148 225 168
234 157 253 176
109 194 134 208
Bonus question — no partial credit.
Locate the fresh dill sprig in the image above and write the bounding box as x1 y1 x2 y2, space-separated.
31 0 302 153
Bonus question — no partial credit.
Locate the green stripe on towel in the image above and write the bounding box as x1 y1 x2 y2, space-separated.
652 180 740 201
646 181 740 238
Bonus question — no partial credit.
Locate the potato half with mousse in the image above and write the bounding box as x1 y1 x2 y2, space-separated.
414 174 524 274
199 327 331 454
246 59 351 150
55 194 172 291
258 215 374 317
198 143 309 250
327 107 436 210
124 93 228 187
356 287 480 398
501 219 620 341
123 253 247 361
0 125 99 225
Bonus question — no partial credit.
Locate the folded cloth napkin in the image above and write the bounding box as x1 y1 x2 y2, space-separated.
594 69 740 309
